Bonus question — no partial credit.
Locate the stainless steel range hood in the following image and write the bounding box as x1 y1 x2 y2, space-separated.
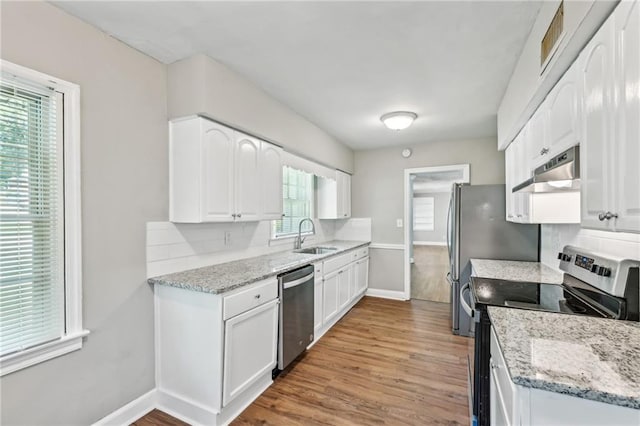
513 146 580 193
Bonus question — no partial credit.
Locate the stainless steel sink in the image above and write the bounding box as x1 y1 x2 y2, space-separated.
294 246 338 255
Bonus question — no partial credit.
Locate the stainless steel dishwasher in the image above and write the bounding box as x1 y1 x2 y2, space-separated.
277 264 314 372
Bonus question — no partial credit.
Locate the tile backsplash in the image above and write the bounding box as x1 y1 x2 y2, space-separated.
541 224 640 270
146 218 372 278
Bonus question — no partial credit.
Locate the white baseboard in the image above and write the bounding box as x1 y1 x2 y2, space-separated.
413 241 447 246
365 288 407 300
92 389 157 426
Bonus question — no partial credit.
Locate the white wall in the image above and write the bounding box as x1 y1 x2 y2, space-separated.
1 2 167 424
541 225 640 269
352 138 505 292
167 54 354 173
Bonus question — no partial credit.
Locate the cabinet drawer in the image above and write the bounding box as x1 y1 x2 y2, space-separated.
223 278 278 320
490 327 516 423
356 247 369 261
323 252 352 275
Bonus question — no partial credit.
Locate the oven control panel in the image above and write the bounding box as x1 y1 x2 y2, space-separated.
574 254 595 271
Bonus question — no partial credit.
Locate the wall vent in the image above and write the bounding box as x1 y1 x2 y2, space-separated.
541 1 564 67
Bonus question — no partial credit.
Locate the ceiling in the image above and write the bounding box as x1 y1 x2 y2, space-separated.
53 1 541 150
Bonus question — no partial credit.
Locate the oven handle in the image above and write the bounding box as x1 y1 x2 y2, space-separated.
460 282 474 318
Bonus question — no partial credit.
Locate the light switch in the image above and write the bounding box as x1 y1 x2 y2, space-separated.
396 219 403 228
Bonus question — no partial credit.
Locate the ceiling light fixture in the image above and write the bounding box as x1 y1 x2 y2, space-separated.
380 111 417 130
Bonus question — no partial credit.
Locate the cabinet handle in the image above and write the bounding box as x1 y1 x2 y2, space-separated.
338 271 343 274
254 294 261 299
540 147 550 155
237 213 242 218
231 214 236 218
598 211 618 221
517 214 523 218
344 213 347 217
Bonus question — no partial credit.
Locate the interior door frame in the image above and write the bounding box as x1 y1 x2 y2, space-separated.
403 164 470 300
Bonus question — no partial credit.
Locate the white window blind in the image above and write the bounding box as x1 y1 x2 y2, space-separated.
272 166 314 238
0 75 65 358
413 197 435 231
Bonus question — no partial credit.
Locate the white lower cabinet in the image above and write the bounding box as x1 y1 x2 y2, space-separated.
322 269 340 324
155 278 279 425
223 299 278 406
317 246 369 338
490 326 639 426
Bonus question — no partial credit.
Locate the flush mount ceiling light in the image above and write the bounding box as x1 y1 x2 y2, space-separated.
380 111 417 130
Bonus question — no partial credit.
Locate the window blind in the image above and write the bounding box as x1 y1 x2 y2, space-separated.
413 197 435 231
0 74 65 357
272 166 314 238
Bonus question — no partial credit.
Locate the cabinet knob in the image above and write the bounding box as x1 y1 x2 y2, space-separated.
231 214 236 218
237 213 242 218
344 213 347 217
598 211 618 221
254 294 261 299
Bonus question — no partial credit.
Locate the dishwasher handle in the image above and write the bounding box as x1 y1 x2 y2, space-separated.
282 272 314 289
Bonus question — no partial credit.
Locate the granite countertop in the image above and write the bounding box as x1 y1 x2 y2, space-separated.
470 258 563 284
148 240 369 295
488 306 640 409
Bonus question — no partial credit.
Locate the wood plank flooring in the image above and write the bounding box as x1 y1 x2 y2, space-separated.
134 297 473 426
411 245 450 303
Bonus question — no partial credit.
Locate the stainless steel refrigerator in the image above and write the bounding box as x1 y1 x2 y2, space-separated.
447 184 539 337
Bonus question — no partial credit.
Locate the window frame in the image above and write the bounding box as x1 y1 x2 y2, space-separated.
0 60 87 376
270 167 315 241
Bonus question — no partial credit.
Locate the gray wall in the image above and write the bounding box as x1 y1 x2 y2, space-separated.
412 192 450 243
1 2 167 424
168 55 354 173
354 138 504 292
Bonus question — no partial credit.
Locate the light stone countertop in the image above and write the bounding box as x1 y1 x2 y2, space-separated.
147 240 369 294
470 258 563 284
488 306 640 409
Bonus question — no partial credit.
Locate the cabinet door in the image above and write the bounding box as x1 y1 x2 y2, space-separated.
222 299 278 407
349 262 357 302
614 0 640 233
259 142 284 220
490 363 512 426
201 121 236 222
579 17 615 230
505 143 516 222
314 276 323 332
337 268 350 310
322 271 339 323
547 63 580 156
356 257 369 296
514 132 531 223
527 106 549 169
340 172 352 218
234 132 261 222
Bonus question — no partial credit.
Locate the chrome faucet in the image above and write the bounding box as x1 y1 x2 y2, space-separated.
294 218 316 249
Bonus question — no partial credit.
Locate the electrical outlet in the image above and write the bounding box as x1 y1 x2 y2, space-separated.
396 219 403 228
224 231 232 246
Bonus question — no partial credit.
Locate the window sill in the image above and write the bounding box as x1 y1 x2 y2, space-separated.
0 329 90 377
269 232 315 247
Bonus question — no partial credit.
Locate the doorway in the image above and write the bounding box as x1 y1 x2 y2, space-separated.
403 165 470 301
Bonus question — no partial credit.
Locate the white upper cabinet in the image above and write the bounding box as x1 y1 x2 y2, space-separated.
527 105 549 169
318 170 352 219
234 133 261 222
547 63 581 157
169 117 283 223
579 15 616 230
259 142 284 221
614 0 640 233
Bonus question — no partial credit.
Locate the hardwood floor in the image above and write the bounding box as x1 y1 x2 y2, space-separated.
411 245 450 303
132 409 189 426
134 297 473 425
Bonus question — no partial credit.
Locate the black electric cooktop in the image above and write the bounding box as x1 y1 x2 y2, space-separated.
470 277 610 318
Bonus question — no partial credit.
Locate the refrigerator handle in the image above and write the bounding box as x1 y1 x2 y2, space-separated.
460 282 474 318
446 192 453 264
